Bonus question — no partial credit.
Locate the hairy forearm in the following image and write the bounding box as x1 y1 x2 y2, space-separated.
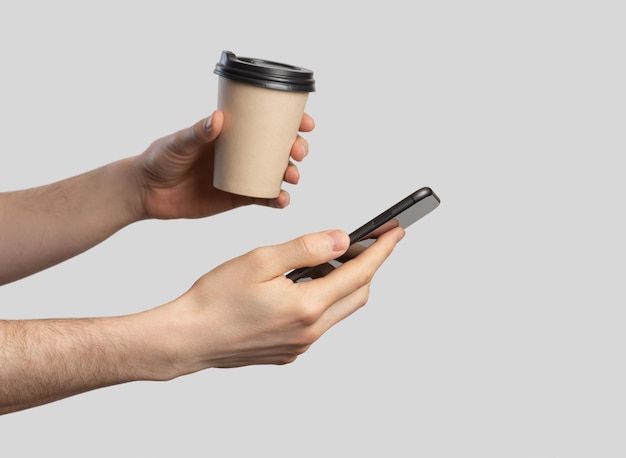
0 158 141 285
0 312 171 415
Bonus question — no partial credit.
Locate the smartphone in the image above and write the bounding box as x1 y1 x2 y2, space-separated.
286 186 441 282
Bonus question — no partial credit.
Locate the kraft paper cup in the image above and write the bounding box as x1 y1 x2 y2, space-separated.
213 50 316 198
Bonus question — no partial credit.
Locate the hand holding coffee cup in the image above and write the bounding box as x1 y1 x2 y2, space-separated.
213 50 316 198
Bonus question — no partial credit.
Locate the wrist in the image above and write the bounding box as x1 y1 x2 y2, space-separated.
134 298 224 380
108 156 148 224
105 310 184 382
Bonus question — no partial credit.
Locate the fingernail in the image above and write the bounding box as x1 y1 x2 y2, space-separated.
300 143 308 158
328 231 349 252
204 114 213 131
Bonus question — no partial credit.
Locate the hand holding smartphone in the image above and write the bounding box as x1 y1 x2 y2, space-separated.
286 186 440 282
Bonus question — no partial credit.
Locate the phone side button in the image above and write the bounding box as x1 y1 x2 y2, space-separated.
373 209 393 225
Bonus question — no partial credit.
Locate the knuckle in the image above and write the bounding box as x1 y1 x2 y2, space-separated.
353 265 374 287
354 284 371 308
294 236 317 263
276 354 299 366
287 297 325 341
275 343 314 365
295 326 322 347
297 305 321 327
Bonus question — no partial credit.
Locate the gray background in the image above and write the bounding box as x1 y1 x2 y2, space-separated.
1 1 624 456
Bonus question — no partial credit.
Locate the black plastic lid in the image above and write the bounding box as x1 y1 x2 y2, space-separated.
214 50 315 93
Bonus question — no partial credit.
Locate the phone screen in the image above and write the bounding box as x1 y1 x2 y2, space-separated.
286 186 440 282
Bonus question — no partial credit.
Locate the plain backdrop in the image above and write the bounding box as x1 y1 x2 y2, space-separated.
1 1 624 457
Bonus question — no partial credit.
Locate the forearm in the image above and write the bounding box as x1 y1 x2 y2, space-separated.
0 312 171 415
0 158 142 285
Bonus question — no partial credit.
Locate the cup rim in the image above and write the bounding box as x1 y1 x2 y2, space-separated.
214 50 316 92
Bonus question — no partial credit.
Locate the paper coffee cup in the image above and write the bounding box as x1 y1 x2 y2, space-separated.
213 50 316 198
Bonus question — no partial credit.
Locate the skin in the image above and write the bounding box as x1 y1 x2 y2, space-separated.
0 111 404 415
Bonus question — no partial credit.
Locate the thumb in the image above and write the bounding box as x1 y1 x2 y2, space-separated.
169 110 224 155
199 109 224 143
260 230 350 278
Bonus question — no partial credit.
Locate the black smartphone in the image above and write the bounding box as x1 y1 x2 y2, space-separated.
286 186 441 282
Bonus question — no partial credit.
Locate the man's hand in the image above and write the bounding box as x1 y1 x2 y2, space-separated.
134 110 315 220
0 227 404 415
0 111 314 284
